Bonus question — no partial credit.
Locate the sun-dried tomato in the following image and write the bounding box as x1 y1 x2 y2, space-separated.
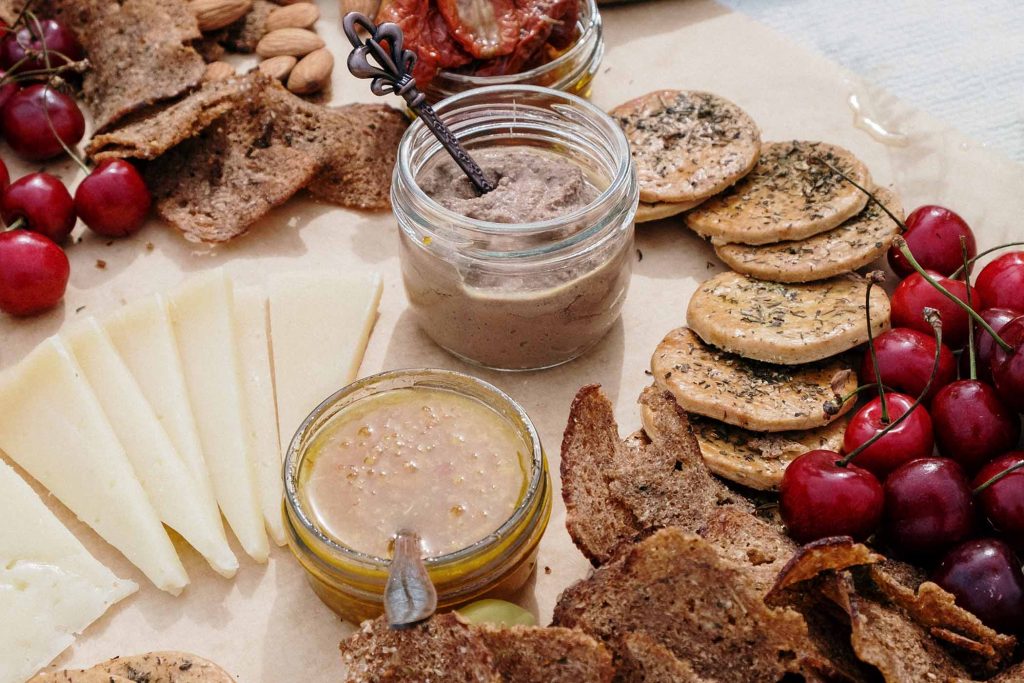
437 0 520 60
377 0 472 85
470 0 578 76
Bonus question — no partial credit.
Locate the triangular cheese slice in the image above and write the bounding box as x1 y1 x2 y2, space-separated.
105 294 218 526
0 459 137 683
233 286 286 546
63 318 238 577
169 270 268 562
269 272 382 449
0 338 188 594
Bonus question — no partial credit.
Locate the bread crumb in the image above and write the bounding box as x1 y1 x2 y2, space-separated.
96 259 107 269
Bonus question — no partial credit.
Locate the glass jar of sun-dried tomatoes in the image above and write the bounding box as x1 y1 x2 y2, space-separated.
424 0 603 102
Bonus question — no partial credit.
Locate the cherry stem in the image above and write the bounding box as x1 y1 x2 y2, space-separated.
824 381 896 416
950 241 1024 279
7 217 25 231
12 0 38 32
864 271 889 423
839 308 943 467
962 238 977 381
973 460 1024 495
40 82 90 175
895 238 1012 352
814 159 907 232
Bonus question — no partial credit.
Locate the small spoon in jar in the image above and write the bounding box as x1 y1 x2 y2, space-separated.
384 529 437 628
342 12 495 196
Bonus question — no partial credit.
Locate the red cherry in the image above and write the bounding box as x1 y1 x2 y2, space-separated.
1 172 76 243
975 252 1024 312
883 458 975 559
0 84 85 161
890 271 981 349
74 160 151 238
779 450 884 543
990 316 1024 413
859 327 956 402
931 381 1019 473
932 538 1024 634
842 393 934 479
888 205 977 278
974 452 1024 551
0 157 8 190
960 308 1020 384
0 69 17 110
0 18 82 74
0 230 69 316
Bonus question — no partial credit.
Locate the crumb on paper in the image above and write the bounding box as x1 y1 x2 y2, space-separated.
96 259 107 269
544 566 552 574
106 240 114 247
707 261 715 269
75 305 86 313
636 248 644 262
146 242 155 251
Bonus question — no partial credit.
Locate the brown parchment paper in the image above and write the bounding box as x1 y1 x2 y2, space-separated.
2 0 1022 680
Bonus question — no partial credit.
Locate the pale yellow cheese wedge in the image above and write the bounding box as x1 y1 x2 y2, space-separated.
0 338 188 593
233 286 286 547
63 318 239 577
269 272 383 450
169 270 269 563
0 459 137 683
105 295 219 525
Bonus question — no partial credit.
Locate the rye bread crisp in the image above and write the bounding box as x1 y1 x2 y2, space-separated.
552 528 828 682
617 632 712 683
473 624 614 683
696 505 797 597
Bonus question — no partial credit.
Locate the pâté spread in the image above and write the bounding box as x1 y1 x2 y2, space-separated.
298 385 530 558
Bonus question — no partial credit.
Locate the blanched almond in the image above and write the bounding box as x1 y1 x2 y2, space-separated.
340 0 381 22
266 2 319 31
258 55 298 82
190 0 253 32
287 48 333 95
255 28 324 58
202 61 236 82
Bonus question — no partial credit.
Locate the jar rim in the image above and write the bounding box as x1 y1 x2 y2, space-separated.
395 84 633 239
283 368 546 570
435 0 601 87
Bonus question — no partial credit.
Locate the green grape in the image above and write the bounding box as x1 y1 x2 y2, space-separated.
456 599 536 627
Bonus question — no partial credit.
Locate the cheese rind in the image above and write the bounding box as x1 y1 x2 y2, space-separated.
105 294 219 522
233 286 286 546
63 318 239 577
0 459 136 683
269 272 383 448
0 338 187 594
170 270 269 562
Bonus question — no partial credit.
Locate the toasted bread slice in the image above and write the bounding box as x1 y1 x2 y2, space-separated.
696 505 797 597
611 90 761 204
687 141 871 245
651 327 857 432
635 199 702 224
553 528 826 682
33 652 235 683
715 186 904 282
618 633 712 682
474 624 614 682
686 271 890 365
677 412 848 491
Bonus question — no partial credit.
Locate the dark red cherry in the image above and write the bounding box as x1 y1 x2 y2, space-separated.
74 160 151 237
990 316 1024 413
933 538 1024 634
0 229 69 316
1 172 76 243
960 307 1020 384
883 458 975 559
931 381 1019 474
859 327 956 402
974 452 1024 551
0 84 85 161
0 69 17 111
779 450 884 543
0 18 82 74
975 252 1024 313
890 271 981 349
0 157 8 190
842 393 934 479
888 205 976 278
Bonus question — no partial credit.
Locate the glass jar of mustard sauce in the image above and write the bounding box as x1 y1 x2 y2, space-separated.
392 85 638 371
425 0 604 102
283 369 551 624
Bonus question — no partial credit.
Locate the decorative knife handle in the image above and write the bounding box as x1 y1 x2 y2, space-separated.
342 13 495 195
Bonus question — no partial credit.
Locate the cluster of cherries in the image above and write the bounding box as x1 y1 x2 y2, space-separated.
780 195 1024 636
0 10 151 317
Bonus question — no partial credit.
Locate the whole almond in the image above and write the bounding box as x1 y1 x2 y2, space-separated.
203 61 236 82
266 2 319 31
258 54 297 82
256 27 325 58
287 48 333 95
340 0 380 23
190 0 253 32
